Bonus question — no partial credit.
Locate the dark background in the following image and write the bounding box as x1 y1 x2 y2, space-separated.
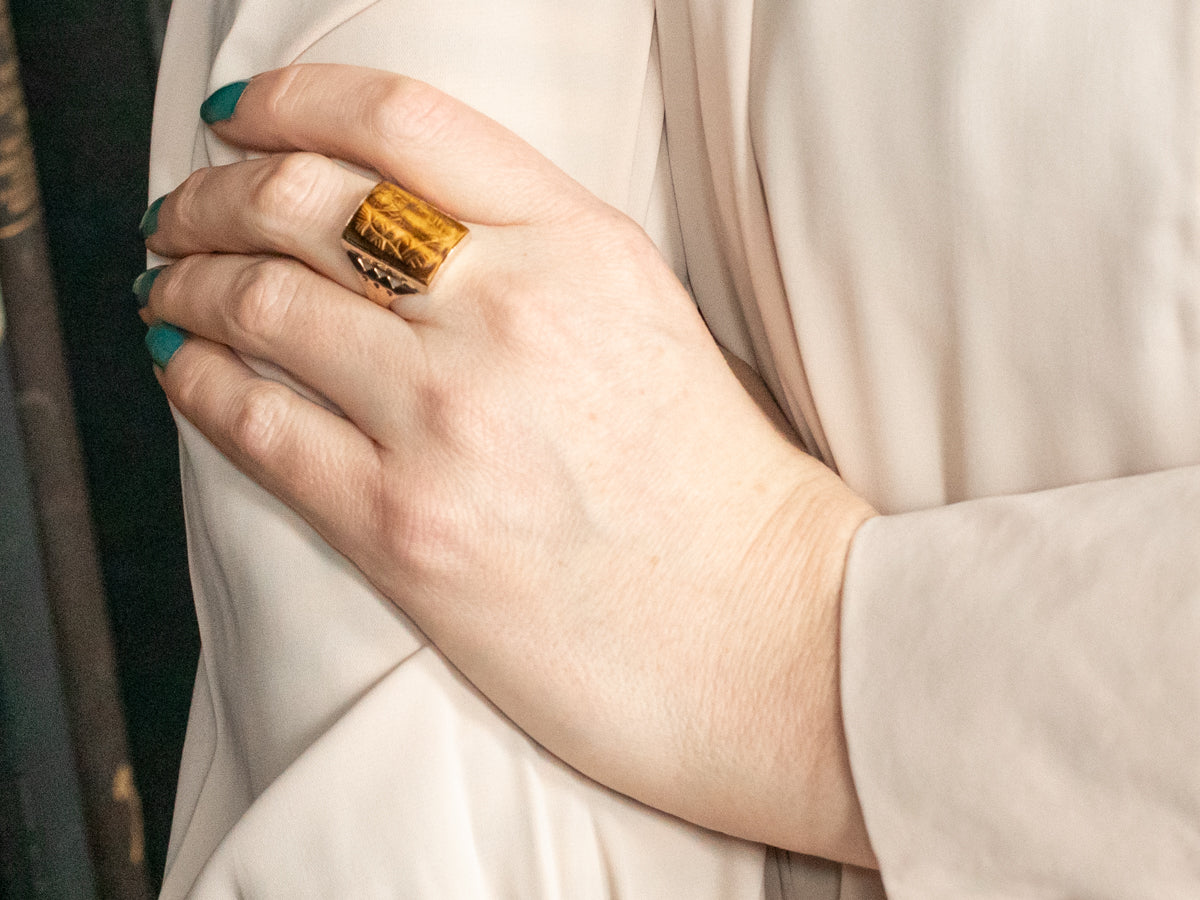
9 0 193 889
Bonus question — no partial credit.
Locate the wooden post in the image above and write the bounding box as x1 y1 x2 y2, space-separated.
0 1 150 895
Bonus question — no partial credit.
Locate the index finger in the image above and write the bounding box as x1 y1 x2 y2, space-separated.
202 65 596 227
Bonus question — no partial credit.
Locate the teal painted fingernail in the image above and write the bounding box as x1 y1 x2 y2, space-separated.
139 195 165 239
132 266 166 308
200 80 249 124
145 322 187 368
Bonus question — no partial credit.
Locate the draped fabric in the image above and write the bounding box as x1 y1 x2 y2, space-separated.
150 1 1200 896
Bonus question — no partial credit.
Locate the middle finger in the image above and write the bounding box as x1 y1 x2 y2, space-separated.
145 152 375 294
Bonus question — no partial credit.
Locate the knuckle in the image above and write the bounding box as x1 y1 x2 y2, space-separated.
230 381 293 463
251 152 333 245
415 375 490 448
263 65 305 117
172 167 211 234
150 256 185 312
230 258 301 343
594 207 651 264
585 209 663 295
170 347 217 412
374 476 464 580
485 287 541 349
370 78 457 148
478 263 563 355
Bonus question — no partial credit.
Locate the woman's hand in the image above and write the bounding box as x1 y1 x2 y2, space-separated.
140 64 877 866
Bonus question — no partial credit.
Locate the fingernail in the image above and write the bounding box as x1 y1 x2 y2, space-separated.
200 80 249 125
132 266 166 308
140 195 166 239
145 322 187 368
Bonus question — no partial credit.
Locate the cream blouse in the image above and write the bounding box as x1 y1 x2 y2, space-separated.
150 1 1200 896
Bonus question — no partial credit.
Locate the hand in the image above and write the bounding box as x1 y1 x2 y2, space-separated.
141 64 878 866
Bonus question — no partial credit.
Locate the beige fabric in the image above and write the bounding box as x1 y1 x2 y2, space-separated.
152 2 774 898
150 0 1200 897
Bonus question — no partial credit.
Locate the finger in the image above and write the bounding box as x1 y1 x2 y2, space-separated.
143 252 422 437
146 153 376 293
153 330 383 555
200 65 596 226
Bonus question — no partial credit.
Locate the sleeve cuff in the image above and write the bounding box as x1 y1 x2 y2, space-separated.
840 466 1200 898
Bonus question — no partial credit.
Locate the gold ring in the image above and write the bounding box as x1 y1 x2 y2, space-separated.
341 182 470 307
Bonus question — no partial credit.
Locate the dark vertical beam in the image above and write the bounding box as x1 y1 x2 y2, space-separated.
0 2 150 896
0 342 97 900
7 0 198 888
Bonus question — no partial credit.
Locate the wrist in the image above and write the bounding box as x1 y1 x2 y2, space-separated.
690 456 877 864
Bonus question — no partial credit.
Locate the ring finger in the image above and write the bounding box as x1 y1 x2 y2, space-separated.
141 250 422 438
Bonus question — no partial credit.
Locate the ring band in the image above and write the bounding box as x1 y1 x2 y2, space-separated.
341 182 469 307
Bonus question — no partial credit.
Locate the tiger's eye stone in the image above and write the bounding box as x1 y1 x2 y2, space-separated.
341 182 469 305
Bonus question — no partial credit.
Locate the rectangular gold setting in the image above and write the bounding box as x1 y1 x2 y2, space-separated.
341 182 469 305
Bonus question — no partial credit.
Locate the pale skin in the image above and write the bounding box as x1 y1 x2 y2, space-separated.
142 64 879 867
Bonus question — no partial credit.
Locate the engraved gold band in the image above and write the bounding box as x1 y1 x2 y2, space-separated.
341 182 470 307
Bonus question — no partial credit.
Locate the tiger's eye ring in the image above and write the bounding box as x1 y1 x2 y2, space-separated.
341 182 470 307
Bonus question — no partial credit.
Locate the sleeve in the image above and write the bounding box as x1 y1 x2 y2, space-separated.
841 463 1200 898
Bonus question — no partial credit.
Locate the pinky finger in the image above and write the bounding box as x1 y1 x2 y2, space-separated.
150 324 382 547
